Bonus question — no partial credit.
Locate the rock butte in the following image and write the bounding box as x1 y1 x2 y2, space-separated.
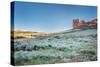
73 18 97 29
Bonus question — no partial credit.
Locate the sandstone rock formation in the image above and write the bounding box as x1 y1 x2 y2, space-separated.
73 18 97 29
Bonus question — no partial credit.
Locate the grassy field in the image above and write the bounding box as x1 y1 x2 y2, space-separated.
11 31 51 39
11 28 97 65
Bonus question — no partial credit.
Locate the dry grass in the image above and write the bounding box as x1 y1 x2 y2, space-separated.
11 31 52 39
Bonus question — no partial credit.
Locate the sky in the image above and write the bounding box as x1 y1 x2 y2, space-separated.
13 1 97 32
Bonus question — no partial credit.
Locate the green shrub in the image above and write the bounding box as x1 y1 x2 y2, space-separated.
80 50 97 61
54 36 61 39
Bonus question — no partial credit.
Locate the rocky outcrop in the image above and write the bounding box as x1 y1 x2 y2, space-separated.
73 18 97 29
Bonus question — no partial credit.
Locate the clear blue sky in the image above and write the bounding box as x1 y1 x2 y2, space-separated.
13 1 97 32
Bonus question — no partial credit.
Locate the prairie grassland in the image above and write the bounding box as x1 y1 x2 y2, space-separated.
11 31 51 39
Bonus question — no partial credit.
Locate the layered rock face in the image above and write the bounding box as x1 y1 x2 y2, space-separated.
73 18 97 29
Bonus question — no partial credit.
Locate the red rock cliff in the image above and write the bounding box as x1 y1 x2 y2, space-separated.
73 18 97 29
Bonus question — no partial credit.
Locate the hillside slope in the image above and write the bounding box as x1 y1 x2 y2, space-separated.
12 28 97 65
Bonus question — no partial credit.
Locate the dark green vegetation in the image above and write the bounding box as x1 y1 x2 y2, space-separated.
11 29 97 65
